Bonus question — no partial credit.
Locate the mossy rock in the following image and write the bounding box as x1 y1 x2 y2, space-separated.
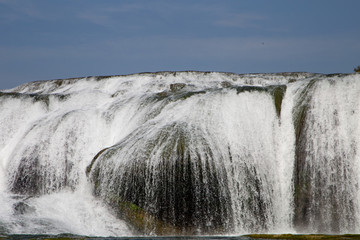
233 84 286 117
86 147 109 177
268 85 286 117
221 81 232 88
235 85 266 94
87 123 232 235
291 79 318 231
152 90 206 102
13 201 35 215
111 200 183 235
246 234 360 239
169 83 186 92
156 91 169 98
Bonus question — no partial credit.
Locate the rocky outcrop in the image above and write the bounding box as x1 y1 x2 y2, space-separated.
87 123 232 235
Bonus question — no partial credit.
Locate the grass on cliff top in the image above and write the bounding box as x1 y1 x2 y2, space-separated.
246 234 360 239
2 234 360 240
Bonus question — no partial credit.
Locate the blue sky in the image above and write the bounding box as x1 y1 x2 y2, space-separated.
1 0 360 89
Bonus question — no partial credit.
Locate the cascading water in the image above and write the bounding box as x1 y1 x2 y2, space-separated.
292 77 360 233
0 71 360 237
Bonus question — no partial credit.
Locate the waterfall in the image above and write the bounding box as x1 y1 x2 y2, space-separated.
0 71 359 236
292 76 360 233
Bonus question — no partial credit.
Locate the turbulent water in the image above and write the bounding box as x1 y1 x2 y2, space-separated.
0 71 360 237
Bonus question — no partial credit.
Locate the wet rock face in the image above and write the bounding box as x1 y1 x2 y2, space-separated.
13 201 35 215
4 71 360 235
87 124 233 235
292 79 360 233
170 83 186 92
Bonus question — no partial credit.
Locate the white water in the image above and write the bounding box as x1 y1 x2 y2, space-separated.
292 76 360 233
0 72 360 236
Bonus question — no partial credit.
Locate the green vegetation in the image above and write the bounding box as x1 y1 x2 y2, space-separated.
354 66 360 73
269 85 287 117
246 234 360 239
2 234 360 239
233 85 287 117
114 200 183 235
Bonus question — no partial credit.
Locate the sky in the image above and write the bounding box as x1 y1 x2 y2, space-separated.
1 0 360 89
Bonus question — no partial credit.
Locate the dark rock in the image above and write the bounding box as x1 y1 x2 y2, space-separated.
221 81 232 88
86 147 109 177
13 201 35 215
170 83 186 92
87 123 233 235
156 91 169 98
268 85 287 117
